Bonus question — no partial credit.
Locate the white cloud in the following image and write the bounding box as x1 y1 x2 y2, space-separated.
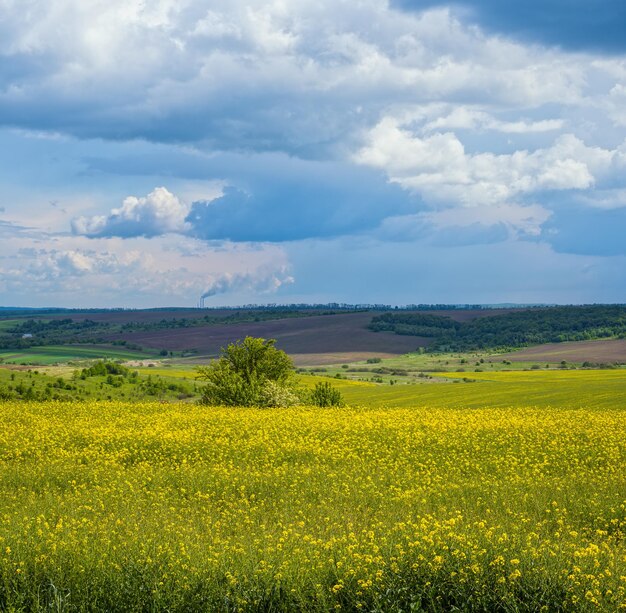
578 188 626 210
72 187 191 237
422 107 564 134
0 1 622 151
354 116 626 233
429 202 551 237
607 83 626 127
201 265 294 299
1 0 626 307
378 202 551 242
0 230 294 307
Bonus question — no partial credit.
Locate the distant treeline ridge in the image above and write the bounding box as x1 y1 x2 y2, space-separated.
370 306 626 351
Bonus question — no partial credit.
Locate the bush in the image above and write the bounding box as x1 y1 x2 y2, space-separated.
310 382 344 407
196 337 299 407
81 361 130 378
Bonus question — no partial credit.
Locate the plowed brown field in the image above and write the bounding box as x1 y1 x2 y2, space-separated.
89 308 527 365
105 312 426 365
499 338 626 363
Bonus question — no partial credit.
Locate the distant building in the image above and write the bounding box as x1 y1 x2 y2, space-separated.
22 333 33 339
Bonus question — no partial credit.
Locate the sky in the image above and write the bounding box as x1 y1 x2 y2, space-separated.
1 0 625 308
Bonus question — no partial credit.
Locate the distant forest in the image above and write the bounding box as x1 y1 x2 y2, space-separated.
369 306 626 351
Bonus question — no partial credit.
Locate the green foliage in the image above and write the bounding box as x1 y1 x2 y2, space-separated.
370 312 460 337
371 305 626 351
81 360 131 378
310 381 344 407
0 366 195 403
196 337 298 407
0 318 110 350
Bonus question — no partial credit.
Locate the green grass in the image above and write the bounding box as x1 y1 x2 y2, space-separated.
135 365 200 379
0 345 153 365
0 319 21 331
140 361 626 411
300 350 572 385
0 365 198 402
302 369 626 410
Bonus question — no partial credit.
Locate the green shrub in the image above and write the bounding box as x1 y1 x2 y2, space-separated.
310 381 344 407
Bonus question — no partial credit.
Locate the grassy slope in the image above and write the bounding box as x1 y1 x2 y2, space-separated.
303 369 626 410
0 366 197 402
0 345 152 365
0 320 20 331
136 360 626 410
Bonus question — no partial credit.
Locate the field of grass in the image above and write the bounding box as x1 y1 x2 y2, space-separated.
0 320 20 331
0 365 198 403
299 351 583 386
300 337 626 386
0 399 625 611
135 365 199 380
136 363 626 410
307 369 626 410
0 345 153 365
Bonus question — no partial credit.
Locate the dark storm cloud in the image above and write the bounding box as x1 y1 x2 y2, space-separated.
186 167 418 242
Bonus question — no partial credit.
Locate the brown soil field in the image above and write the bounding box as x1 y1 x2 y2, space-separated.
105 312 428 365
499 338 626 363
94 308 525 365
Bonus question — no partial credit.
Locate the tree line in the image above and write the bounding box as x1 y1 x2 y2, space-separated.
369 305 626 351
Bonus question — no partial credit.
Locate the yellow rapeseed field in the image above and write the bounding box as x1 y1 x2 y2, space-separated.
0 399 625 611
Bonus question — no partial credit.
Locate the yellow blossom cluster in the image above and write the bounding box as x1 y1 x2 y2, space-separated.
0 400 625 610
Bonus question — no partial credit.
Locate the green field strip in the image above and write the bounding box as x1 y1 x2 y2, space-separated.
303 369 626 410
0 345 152 365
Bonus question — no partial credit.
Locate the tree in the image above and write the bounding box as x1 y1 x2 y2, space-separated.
196 337 298 407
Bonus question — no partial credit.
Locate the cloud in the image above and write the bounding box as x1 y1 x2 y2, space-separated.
185 165 417 242
422 107 564 134
355 119 609 201
607 84 626 127
0 232 294 307
73 157 418 243
392 0 626 53
354 116 626 234
0 1 621 154
578 189 626 210
201 266 294 299
0 247 143 296
378 202 551 243
72 187 190 237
